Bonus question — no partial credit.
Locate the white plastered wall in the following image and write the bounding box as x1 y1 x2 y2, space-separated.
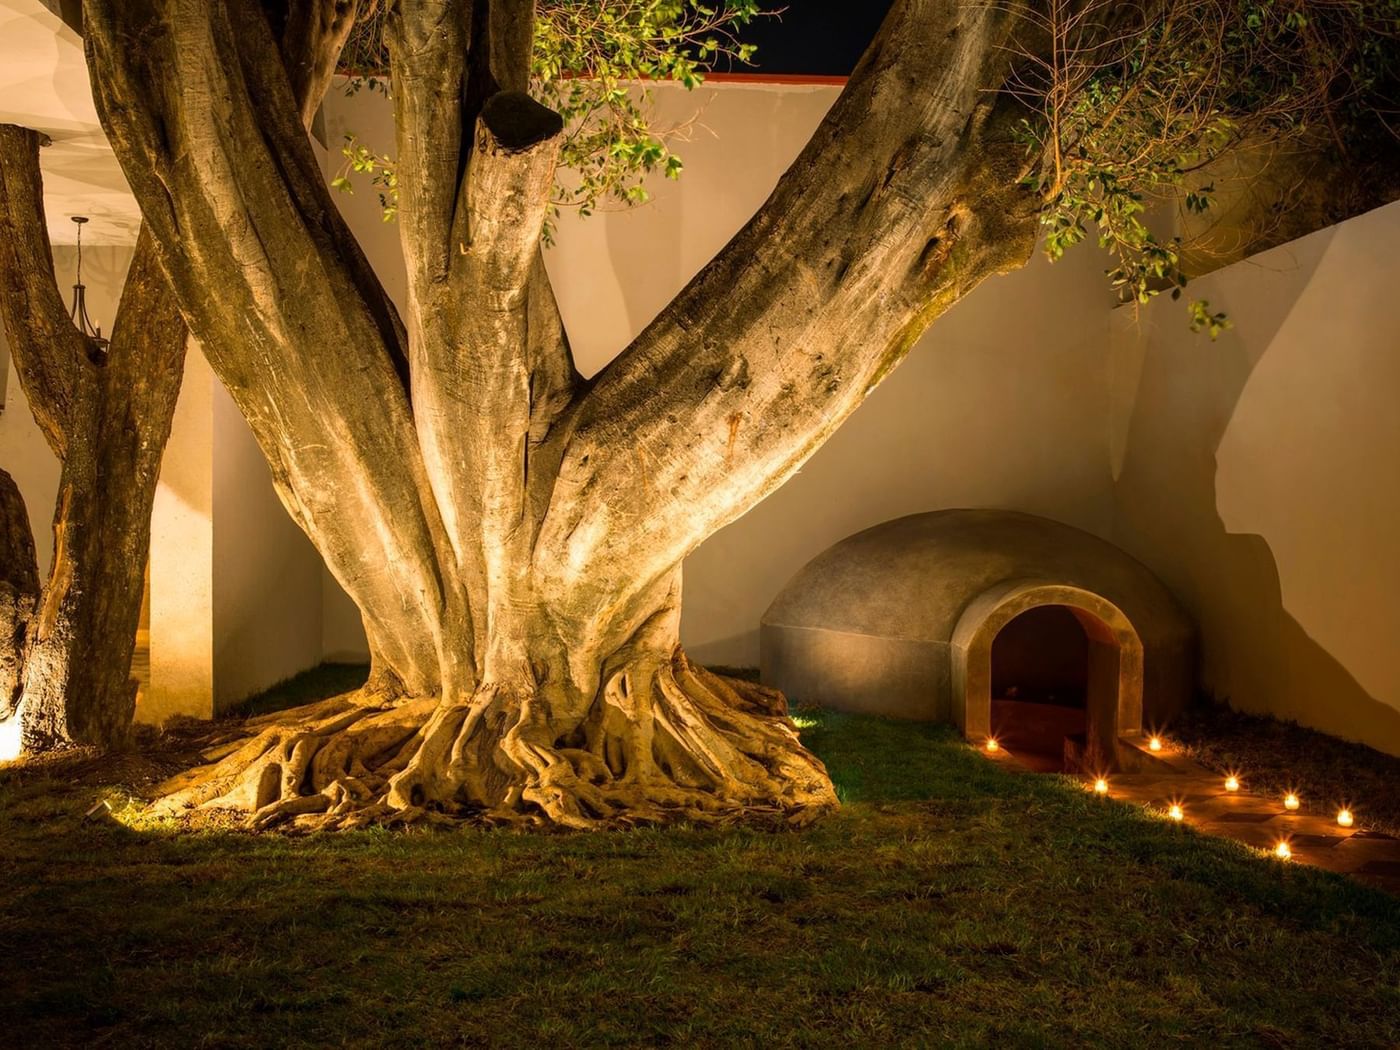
211 381 325 709
1109 198 1400 753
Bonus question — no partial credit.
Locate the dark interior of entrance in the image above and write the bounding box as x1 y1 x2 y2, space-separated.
990 605 1089 772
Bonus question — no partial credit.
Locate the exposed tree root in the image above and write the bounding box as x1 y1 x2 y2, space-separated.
150 654 836 832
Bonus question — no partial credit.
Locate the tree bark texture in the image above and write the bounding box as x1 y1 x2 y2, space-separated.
0 469 39 722
0 126 187 751
83 0 1045 828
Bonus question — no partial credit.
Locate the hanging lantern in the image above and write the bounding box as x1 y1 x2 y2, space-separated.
68 217 109 359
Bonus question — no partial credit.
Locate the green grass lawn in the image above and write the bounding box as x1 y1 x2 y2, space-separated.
4 693 1400 1048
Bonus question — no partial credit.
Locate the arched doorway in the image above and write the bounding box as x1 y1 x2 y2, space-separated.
989 605 1089 770
951 579 1144 772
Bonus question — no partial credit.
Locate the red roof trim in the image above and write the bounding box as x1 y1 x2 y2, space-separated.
698 72 849 86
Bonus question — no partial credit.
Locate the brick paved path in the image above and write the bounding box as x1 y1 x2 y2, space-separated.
982 741 1400 894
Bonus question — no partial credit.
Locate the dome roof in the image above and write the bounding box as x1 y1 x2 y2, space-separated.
762 509 1190 645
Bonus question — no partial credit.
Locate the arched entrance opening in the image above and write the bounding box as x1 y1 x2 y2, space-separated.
952 580 1145 773
990 606 1089 771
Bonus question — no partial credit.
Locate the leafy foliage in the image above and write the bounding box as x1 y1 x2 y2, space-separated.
535 0 761 237
1010 0 1400 335
329 137 397 222
333 1 767 241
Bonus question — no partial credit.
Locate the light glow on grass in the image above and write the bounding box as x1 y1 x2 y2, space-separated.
1274 841 1293 860
984 738 999 753
1148 736 1163 752
1168 804 1184 822
1338 808 1355 828
0 717 20 763
1093 777 1109 795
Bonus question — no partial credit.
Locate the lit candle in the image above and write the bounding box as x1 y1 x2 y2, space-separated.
1168 804 1184 822
1224 776 1239 792
1274 841 1292 860
1148 736 1163 752
1338 809 1354 828
1284 793 1300 812
985 738 999 753
1094 778 1109 795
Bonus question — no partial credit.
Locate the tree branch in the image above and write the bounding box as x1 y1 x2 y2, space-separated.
387 0 548 303
384 0 471 291
466 0 536 117
457 93 564 289
276 0 410 388
385 0 577 671
0 125 89 459
278 0 369 130
85 0 457 691
411 92 563 660
535 0 1044 612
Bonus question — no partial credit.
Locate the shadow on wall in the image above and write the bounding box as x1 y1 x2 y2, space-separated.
1110 203 1400 755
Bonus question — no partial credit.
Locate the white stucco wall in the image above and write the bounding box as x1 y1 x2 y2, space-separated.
146 345 214 723
1110 198 1400 753
211 383 325 709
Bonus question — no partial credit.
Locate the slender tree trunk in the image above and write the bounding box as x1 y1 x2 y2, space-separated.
0 126 186 751
84 0 1045 827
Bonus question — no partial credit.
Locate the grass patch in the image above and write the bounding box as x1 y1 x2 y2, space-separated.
226 662 370 718
1174 699 1400 836
3 687 1400 1046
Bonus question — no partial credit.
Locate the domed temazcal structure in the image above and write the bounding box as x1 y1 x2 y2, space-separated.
761 510 1194 771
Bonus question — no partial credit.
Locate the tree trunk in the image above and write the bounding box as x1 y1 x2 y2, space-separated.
0 126 187 752
84 0 1044 827
0 469 39 738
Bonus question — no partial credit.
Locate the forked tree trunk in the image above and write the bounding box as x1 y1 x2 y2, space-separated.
0 126 186 752
84 0 1044 828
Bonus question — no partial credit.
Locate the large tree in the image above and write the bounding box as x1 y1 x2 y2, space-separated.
79 0 1395 828
0 130 186 754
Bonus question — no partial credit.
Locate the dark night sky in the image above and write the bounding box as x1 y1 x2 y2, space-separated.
734 1 897 76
